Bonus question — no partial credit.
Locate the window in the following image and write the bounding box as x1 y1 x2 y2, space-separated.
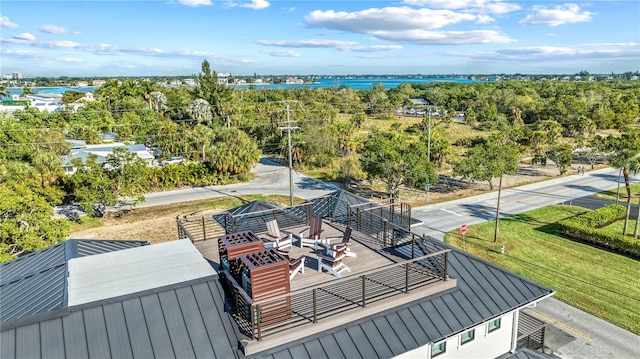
461 329 475 345
431 342 446 357
488 318 501 333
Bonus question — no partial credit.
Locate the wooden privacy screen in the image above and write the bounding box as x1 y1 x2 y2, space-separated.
238 249 292 327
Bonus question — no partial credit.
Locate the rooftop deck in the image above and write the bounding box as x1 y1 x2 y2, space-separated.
195 220 402 291
192 215 456 354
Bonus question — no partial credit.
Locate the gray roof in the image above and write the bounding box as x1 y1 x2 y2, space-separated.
1 276 242 359
1 239 242 359
409 98 429 105
253 241 554 359
213 200 307 233
0 239 149 326
67 239 216 306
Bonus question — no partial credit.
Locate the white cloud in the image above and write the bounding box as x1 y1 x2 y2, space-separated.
483 1 521 15
519 3 594 26
241 0 269 10
258 39 359 48
35 40 81 49
258 38 402 52
14 33 36 41
475 14 495 24
40 24 68 34
373 29 515 45
460 44 640 62
263 49 301 57
1 16 19 28
305 7 476 33
178 0 212 7
1 49 40 57
344 45 403 52
402 0 520 14
62 58 84 63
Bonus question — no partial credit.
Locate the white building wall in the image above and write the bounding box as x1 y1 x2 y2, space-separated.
394 311 515 359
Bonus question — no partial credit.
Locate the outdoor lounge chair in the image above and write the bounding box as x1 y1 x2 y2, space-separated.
317 226 356 258
264 219 292 251
298 216 325 248
289 255 305 280
316 245 350 278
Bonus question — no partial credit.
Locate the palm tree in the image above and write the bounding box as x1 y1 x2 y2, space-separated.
20 86 33 96
0 86 9 98
607 129 640 235
150 91 167 112
191 124 214 161
189 99 212 124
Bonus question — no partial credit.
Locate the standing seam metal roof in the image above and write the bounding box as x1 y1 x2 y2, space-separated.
1 276 242 359
252 241 554 359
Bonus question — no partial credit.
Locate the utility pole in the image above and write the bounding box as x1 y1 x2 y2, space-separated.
493 172 504 243
616 168 622 206
426 108 432 163
279 101 300 206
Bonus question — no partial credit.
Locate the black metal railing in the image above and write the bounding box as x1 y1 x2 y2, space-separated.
176 215 225 242
242 249 450 340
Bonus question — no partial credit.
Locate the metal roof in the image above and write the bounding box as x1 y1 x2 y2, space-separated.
213 200 307 233
253 241 554 359
1 277 242 359
0 239 149 325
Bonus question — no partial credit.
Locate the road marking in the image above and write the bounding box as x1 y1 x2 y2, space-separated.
440 208 461 216
502 187 570 207
527 309 594 341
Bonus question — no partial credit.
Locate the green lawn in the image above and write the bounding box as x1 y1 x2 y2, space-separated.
445 205 640 335
594 182 640 202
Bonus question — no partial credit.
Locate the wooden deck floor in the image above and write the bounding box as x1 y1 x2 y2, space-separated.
194 220 401 290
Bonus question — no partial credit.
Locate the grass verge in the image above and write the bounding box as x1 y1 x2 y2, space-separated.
444 205 640 335
68 194 302 232
594 182 640 202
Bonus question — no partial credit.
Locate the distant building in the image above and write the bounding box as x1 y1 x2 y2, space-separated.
61 140 156 174
0 93 63 114
286 77 304 84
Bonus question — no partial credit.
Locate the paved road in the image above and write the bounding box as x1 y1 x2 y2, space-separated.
524 298 640 359
411 167 639 240
140 157 339 208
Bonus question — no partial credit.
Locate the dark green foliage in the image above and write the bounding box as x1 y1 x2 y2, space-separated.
360 128 436 198
558 205 639 257
0 162 68 262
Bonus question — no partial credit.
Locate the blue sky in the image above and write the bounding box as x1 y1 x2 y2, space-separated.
1 1 639 77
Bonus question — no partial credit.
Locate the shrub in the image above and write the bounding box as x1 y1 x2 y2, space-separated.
558 204 639 257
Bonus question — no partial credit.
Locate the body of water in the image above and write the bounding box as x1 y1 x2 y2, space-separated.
236 77 477 90
2 77 480 100
3 86 96 100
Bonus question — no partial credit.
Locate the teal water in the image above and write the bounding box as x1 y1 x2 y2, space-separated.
236 77 477 90
2 77 479 100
